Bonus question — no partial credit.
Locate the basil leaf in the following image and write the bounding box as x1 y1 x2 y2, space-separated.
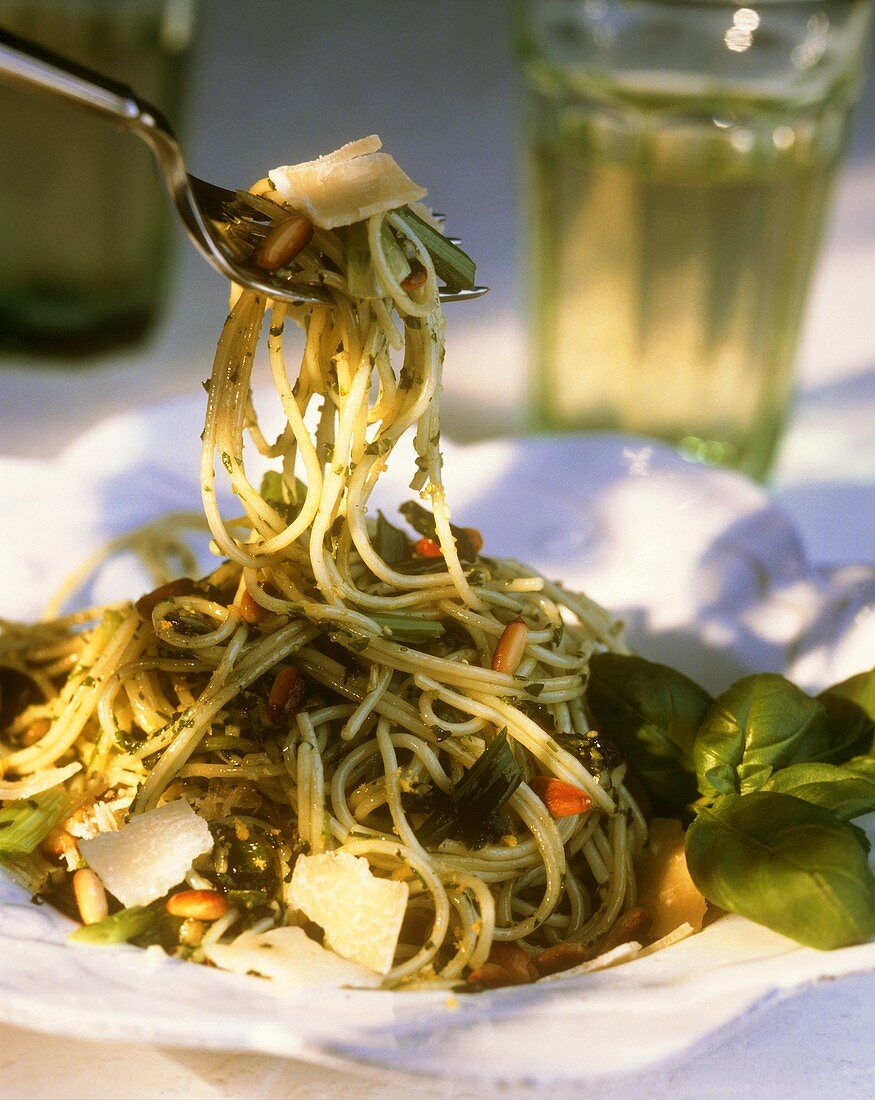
847 754 875 778
416 730 522 849
694 674 831 798
585 653 710 817
375 510 411 566
259 470 307 522
685 792 875 950
346 220 411 299
760 762 875 821
817 667 875 763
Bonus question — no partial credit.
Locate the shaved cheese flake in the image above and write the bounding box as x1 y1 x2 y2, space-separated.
203 926 381 990
287 851 408 974
0 761 81 801
312 134 383 164
637 921 697 957
269 135 427 230
636 817 708 940
79 800 213 908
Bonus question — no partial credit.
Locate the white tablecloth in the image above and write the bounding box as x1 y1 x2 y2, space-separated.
0 4 872 1094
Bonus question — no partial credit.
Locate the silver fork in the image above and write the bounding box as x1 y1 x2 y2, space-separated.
0 28 486 306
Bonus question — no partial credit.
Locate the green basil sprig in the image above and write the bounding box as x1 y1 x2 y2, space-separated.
685 792 875 950
693 674 832 798
760 762 875 821
817 668 875 763
584 655 875 950
585 653 711 817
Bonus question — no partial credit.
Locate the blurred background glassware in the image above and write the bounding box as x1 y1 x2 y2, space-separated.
0 0 196 358
517 0 874 480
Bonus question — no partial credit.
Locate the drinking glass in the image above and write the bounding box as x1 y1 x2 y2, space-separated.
0 0 196 357
517 0 873 479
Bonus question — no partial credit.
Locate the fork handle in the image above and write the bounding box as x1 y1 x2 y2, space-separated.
0 26 175 140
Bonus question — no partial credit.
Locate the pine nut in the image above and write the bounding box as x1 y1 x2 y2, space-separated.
462 526 484 554
23 718 51 746
412 537 443 558
534 941 589 976
267 666 306 724
239 589 265 623
488 941 539 982
599 907 652 953
135 578 196 620
254 214 314 271
179 917 206 946
73 868 108 926
400 261 427 292
166 889 229 921
491 618 528 674
41 827 77 860
529 776 592 818
466 962 530 988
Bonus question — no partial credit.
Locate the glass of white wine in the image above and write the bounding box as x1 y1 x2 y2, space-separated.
0 0 196 358
518 0 873 479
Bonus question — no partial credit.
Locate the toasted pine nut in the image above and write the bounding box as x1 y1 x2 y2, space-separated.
491 618 528 674
488 941 539 982
23 718 51 746
467 962 530 988
267 665 306 724
254 214 314 271
239 589 265 623
179 917 206 946
400 261 428 292
462 526 484 554
599 907 652 954
73 868 108 926
166 889 229 921
41 827 77 860
534 941 589 976
135 578 196 620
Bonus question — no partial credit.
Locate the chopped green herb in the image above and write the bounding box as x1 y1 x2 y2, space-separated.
416 730 522 849
70 903 161 945
375 511 411 566
0 790 70 858
370 614 445 643
395 207 476 292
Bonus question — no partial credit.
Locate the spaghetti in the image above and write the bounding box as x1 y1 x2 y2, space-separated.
0 154 645 986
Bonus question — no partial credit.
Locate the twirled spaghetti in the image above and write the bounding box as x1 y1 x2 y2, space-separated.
0 151 646 987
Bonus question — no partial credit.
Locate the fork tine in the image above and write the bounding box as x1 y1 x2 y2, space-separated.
438 285 489 302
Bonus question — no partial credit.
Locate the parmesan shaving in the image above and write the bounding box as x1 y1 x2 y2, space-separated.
79 800 213 908
287 851 408 975
202 926 381 990
269 135 427 229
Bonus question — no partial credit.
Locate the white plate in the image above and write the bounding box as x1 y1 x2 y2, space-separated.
0 397 873 1085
